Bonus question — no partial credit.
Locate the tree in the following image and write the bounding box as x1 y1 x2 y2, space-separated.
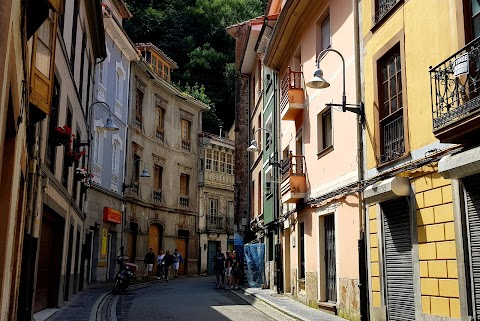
124 0 266 131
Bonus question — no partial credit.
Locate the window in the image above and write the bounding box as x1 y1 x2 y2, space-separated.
299 222 305 279
79 31 86 100
180 174 190 195
181 119 190 140
206 149 212 170
46 78 60 172
209 199 219 216
213 150 219 171
374 0 401 25
98 62 104 84
112 140 120 174
164 65 169 81
70 0 79 72
226 154 232 174
115 70 121 101
156 107 164 129
94 130 100 164
133 154 140 181
317 14 330 55
30 10 57 116
257 171 262 214
220 152 226 172
318 108 333 152
135 88 143 127
154 165 163 190
257 116 262 148
378 45 405 163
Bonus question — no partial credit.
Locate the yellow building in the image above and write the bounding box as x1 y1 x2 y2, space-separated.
361 0 476 320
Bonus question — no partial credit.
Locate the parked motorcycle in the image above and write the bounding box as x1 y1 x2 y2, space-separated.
113 257 137 293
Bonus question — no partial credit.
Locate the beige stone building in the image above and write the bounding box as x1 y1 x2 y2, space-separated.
198 132 235 274
124 43 209 275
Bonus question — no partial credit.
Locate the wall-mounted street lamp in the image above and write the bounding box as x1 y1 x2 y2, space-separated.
306 48 365 125
122 158 150 191
90 101 120 132
247 127 281 167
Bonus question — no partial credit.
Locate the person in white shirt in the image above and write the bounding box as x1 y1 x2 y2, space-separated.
157 250 165 280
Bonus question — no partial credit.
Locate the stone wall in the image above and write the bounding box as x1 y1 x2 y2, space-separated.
338 278 360 321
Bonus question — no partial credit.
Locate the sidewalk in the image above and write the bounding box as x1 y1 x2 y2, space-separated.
34 286 111 321
238 286 346 321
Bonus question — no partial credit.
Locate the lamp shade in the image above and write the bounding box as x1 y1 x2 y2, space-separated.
306 68 330 89
103 116 119 131
247 140 259 152
140 169 150 178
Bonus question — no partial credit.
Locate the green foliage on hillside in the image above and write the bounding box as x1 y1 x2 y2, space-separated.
124 0 266 134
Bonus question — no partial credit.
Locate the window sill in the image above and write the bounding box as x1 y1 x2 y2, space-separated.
317 145 334 159
376 151 410 170
370 0 403 33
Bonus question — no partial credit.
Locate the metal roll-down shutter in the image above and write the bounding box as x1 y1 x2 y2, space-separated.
382 197 415 321
464 174 480 319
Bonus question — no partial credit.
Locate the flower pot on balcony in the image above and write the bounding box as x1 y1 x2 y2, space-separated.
74 167 91 181
53 125 74 147
65 150 86 167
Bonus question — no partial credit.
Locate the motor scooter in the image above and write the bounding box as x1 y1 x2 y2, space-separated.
113 257 136 293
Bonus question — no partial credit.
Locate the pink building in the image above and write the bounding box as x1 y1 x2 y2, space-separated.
263 0 362 318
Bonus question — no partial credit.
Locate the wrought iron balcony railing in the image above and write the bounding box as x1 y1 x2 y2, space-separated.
181 139 191 152
206 215 224 231
372 0 401 25
379 114 405 163
131 180 139 196
280 67 303 114
179 195 189 208
152 189 162 204
156 127 164 143
430 37 480 131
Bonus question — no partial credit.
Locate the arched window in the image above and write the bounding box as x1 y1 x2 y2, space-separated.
115 70 121 101
111 135 122 174
94 129 101 164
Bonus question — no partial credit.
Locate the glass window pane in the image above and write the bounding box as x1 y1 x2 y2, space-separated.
398 92 403 109
383 102 389 117
473 0 480 16
396 55 401 71
382 82 389 104
35 42 51 77
389 59 396 78
321 15 330 51
391 96 397 112
390 77 397 98
473 14 480 39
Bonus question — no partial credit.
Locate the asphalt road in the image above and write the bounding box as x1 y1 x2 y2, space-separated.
115 276 289 321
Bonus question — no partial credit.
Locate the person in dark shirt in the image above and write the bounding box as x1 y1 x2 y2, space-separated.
213 247 225 289
161 250 174 281
225 251 234 289
144 248 155 280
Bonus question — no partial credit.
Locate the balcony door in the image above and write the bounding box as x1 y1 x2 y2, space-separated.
464 0 480 41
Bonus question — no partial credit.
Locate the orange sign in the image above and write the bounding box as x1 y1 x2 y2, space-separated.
103 207 122 224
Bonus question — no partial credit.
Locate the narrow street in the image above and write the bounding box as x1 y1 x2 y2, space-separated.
115 277 293 321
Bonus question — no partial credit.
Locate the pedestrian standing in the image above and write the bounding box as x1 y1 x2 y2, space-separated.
172 249 184 277
232 250 242 289
162 250 174 281
157 250 165 279
144 248 156 281
212 246 225 289
225 251 233 289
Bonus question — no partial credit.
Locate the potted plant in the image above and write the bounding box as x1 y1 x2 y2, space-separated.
74 167 91 181
65 150 86 167
53 125 74 146
81 177 92 193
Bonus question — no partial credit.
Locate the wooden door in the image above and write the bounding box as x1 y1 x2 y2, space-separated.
149 225 160 272
35 218 55 312
175 238 187 275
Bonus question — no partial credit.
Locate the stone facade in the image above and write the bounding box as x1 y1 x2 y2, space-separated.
124 49 208 276
198 132 235 274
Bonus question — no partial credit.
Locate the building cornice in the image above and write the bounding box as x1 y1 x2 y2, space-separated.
264 0 324 70
134 60 210 112
85 0 107 59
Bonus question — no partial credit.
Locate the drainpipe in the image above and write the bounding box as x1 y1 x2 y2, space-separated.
353 0 369 320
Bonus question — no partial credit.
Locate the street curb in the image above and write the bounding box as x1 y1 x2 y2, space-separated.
89 292 110 321
229 287 305 321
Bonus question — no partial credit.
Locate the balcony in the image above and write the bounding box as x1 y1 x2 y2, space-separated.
181 139 191 152
179 194 189 208
372 0 401 25
206 215 224 232
156 127 164 144
430 37 480 143
152 189 162 204
280 67 304 121
280 152 306 203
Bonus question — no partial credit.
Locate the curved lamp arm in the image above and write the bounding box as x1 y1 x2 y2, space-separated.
316 48 346 107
